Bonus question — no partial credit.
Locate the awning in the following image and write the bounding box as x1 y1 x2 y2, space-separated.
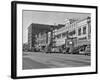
77 40 90 46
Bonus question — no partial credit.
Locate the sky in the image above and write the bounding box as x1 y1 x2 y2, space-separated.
23 10 90 43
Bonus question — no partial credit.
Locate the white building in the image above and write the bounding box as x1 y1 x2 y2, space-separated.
76 17 91 47
54 19 70 47
54 25 68 46
54 17 91 48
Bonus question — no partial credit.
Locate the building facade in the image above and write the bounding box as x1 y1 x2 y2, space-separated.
53 17 91 51
28 24 36 51
28 23 55 51
76 17 91 47
35 32 48 51
27 17 91 52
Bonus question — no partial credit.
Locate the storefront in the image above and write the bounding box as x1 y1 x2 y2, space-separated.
65 37 77 52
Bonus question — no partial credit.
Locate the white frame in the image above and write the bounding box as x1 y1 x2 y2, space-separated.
11 1 98 79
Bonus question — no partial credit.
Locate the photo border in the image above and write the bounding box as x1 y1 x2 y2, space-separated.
11 1 98 79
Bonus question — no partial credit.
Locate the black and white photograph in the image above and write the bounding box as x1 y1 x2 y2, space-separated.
11 1 97 79
22 10 91 69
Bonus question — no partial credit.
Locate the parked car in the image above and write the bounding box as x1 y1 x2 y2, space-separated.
52 48 60 53
67 46 79 54
34 48 40 52
45 47 61 53
79 45 91 56
71 48 79 54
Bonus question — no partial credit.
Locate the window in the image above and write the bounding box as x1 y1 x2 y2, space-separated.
62 32 66 37
78 37 87 40
69 30 76 36
56 34 61 39
78 28 81 36
83 26 86 34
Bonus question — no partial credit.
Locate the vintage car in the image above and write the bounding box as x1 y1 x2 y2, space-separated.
79 45 91 56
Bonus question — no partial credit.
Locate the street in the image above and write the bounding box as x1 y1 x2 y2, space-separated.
22 52 91 70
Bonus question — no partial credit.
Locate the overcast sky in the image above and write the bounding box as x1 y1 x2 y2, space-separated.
23 10 90 43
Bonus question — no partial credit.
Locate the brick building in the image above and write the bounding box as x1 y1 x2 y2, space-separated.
28 23 55 51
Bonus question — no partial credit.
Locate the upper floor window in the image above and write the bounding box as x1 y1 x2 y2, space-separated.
62 32 66 37
83 26 86 34
69 30 76 36
56 34 61 39
78 28 81 36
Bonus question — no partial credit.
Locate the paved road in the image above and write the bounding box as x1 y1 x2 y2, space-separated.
22 52 91 70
